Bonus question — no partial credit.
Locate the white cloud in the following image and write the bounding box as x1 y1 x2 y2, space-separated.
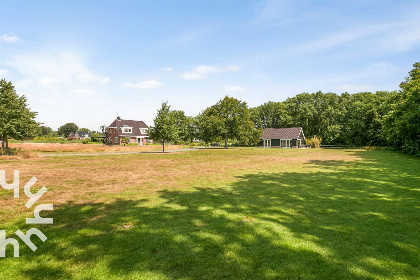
39 77 59 87
6 51 109 87
180 72 203 80
1 33 21 43
72 89 95 94
162 67 173 72
15 79 33 88
74 72 110 84
123 80 164 89
2 50 113 110
297 25 384 53
180 65 241 80
223 85 247 93
0 69 9 75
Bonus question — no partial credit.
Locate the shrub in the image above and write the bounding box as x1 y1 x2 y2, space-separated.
306 135 322 148
82 138 92 144
121 137 130 146
188 142 202 146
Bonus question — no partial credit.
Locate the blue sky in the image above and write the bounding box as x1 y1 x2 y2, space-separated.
1 0 419 130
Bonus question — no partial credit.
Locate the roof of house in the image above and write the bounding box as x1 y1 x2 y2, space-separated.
69 131 91 137
77 131 91 137
261 127 304 139
109 118 149 137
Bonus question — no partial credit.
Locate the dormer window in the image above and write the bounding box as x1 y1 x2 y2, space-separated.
140 128 147 134
122 127 132 133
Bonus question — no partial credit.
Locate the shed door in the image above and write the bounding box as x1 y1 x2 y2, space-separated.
264 139 271 148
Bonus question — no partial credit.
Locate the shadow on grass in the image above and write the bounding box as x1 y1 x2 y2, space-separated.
8 150 420 279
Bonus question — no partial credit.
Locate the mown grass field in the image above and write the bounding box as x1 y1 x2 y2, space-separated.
0 147 419 279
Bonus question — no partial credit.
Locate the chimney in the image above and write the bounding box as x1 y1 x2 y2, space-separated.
117 116 121 121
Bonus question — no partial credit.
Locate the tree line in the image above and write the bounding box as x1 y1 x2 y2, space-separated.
150 62 420 155
249 62 419 156
1 62 419 156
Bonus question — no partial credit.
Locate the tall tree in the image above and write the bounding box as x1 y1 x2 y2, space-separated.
79 128 91 133
250 101 291 129
184 116 199 143
149 101 179 152
383 62 420 155
39 125 53 136
171 110 188 144
58 123 78 137
198 96 260 149
0 79 38 151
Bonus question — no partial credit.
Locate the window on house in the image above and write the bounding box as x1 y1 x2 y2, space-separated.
114 137 119 144
140 128 147 134
123 127 132 133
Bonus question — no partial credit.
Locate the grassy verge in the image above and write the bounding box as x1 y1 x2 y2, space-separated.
0 148 419 279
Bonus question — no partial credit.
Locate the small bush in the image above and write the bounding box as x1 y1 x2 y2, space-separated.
82 138 92 144
188 142 201 146
306 135 322 148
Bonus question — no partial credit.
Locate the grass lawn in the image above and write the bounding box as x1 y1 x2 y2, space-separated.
0 148 419 279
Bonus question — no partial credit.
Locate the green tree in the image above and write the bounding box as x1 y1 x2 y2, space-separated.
383 62 420 155
184 116 199 143
339 91 391 146
171 110 188 144
149 102 179 152
39 125 53 136
79 128 91 133
198 96 260 149
0 79 39 151
58 123 79 137
250 101 291 129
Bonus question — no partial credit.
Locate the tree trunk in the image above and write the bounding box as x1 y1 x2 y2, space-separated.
224 135 228 149
163 140 165 153
1 135 3 150
5 135 9 154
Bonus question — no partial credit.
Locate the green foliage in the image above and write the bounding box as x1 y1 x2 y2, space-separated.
382 62 420 156
198 96 261 149
250 101 291 129
38 125 54 136
82 138 92 144
338 91 391 146
58 123 79 137
149 101 179 152
170 110 198 144
306 135 322 148
121 137 130 145
79 128 91 133
284 92 344 144
0 78 39 151
33 136 66 143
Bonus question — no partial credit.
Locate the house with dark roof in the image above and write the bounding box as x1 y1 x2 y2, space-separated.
259 127 306 148
68 131 91 140
108 117 149 145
